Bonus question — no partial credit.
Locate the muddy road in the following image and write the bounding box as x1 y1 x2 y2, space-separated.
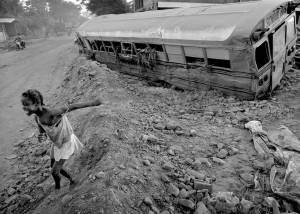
0 36 78 186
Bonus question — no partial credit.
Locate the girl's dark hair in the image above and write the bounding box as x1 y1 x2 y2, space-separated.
21 89 45 106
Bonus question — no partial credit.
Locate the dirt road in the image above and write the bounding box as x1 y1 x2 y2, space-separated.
0 36 78 186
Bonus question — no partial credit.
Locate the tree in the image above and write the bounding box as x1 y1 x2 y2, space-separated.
0 0 23 17
49 0 80 23
81 0 126 16
0 0 88 37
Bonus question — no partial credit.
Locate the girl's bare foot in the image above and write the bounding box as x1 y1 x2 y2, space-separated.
54 188 61 195
69 179 79 190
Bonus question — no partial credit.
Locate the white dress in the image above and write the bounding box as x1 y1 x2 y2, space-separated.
38 112 83 161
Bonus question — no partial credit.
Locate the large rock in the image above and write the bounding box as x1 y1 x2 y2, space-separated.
5 194 18 204
194 201 211 214
186 169 206 180
20 194 32 206
207 205 217 214
143 156 155 163
161 173 170 182
194 181 212 193
151 205 160 214
241 198 252 214
148 135 159 144
169 145 184 153
167 183 179 197
144 197 153 206
212 157 225 164
34 148 47 156
165 121 179 130
62 195 73 205
95 172 106 179
7 187 16 196
143 160 151 166
178 189 188 198
162 162 174 170
178 199 195 209
154 123 165 130
240 173 254 183
252 160 265 170
185 158 194 165
217 149 228 159
194 158 212 167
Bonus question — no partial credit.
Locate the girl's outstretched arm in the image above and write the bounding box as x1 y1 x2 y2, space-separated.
51 98 103 116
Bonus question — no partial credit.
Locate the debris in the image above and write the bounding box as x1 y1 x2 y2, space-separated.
144 197 153 206
186 169 206 180
178 199 195 209
212 157 225 164
240 198 252 214
5 155 18 160
62 195 73 205
95 172 105 179
194 201 211 214
162 162 174 170
167 183 179 197
268 125 300 152
216 149 228 159
194 181 212 193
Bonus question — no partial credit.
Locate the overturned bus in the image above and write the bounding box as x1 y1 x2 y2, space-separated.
76 0 298 100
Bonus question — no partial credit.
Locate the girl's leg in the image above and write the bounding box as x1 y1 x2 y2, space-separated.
50 159 74 183
60 166 74 184
50 143 74 185
51 159 66 189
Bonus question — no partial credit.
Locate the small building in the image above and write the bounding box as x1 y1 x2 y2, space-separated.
0 18 22 41
134 0 260 11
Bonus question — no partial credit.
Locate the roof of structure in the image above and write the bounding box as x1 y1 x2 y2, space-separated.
0 18 19 23
77 0 292 47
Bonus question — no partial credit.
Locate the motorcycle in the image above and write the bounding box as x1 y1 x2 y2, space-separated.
16 40 26 50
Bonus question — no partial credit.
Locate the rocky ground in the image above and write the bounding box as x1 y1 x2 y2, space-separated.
1 55 300 214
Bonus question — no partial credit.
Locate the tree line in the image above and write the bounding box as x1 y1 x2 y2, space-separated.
0 0 133 36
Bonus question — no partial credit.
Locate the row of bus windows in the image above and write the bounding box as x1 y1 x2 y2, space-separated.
80 38 232 69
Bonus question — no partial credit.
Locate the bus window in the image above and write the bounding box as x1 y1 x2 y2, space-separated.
273 26 285 57
286 16 296 44
255 41 270 70
206 48 231 69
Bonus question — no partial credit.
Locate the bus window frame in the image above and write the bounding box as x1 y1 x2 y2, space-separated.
83 38 92 50
253 37 271 71
286 14 296 45
273 23 286 58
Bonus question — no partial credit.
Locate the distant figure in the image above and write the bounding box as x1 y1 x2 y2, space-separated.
53 26 59 37
20 89 103 193
66 27 72 36
14 33 25 49
45 28 49 38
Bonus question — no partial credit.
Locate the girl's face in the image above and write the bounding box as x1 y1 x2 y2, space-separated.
20 96 39 116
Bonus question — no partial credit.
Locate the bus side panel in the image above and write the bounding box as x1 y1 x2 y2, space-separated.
229 50 251 73
95 53 119 71
93 51 255 99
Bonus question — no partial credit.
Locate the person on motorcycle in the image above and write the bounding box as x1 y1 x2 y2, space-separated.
15 33 26 49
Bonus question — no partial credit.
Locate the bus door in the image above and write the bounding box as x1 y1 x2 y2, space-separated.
271 24 286 90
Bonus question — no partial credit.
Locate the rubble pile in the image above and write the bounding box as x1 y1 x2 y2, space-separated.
0 136 52 214
1 57 300 214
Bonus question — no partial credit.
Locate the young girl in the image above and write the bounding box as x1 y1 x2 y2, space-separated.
20 89 102 191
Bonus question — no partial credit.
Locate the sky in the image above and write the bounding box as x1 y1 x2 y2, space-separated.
65 0 132 14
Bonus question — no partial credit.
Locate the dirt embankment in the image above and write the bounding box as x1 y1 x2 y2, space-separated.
1 54 300 214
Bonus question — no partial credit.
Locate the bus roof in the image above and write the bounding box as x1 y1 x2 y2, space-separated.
77 0 292 47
